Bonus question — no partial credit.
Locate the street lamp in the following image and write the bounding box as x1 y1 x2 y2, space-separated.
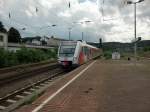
127 0 144 64
67 20 93 41
21 28 26 30
40 24 57 30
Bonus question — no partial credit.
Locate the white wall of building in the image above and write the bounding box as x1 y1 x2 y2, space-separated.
0 33 55 52
0 32 8 50
32 39 41 45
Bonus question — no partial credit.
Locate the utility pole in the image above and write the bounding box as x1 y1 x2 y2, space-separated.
134 3 137 64
68 28 71 40
99 38 102 48
69 30 71 40
82 32 84 41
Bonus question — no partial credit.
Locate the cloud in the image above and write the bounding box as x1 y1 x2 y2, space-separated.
0 0 150 42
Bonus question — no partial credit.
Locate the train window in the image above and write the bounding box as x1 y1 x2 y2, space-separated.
84 47 89 55
59 45 76 57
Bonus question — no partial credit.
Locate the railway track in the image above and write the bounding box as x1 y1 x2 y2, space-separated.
0 68 65 112
0 63 59 85
0 60 56 74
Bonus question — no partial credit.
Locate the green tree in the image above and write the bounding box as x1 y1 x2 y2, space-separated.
104 51 112 59
8 27 21 43
0 21 7 33
0 49 18 67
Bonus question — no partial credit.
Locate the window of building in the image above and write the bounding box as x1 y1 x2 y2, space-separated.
0 35 3 42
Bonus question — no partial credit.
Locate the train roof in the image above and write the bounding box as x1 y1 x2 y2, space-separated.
60 40 77 45
82 43 99 49
60 40 99 49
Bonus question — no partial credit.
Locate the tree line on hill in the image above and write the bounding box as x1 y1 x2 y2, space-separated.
102 41 150 52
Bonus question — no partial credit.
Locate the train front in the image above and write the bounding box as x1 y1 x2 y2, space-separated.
58 41 77 68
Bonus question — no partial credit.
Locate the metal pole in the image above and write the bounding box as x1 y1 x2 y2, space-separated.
134 3 137 64
82 32 84 41
69 28 71 40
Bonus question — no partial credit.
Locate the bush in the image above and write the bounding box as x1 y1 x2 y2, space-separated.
0 49 18 67
0 49 7 67
143 47 150 52
16 48 46 63
0 48 57 68
104 51 112 59
16 48 57 63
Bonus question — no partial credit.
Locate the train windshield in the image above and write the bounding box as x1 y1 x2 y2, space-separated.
59 45 76 57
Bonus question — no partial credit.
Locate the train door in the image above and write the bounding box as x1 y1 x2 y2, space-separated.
78 46 85 65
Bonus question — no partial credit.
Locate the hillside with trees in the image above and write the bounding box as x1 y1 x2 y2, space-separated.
88 40 150 59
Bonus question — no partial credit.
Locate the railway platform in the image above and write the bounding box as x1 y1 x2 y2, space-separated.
15 59 150 112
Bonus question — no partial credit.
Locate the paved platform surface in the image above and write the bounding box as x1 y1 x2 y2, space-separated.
15 60 150 112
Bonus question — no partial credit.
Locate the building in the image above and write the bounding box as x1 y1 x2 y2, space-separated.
0 33 54 52
22 36 49 45
47 37 66 46
0 32 8 50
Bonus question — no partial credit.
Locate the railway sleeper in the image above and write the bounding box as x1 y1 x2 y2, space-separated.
23 91 32 95
15 95 25 99
30 88 36 91
6 99 17 103
0 105 6 110
40 83 47 86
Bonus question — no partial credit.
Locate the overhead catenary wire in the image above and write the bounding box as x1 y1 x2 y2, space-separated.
2 0 132 38
4 0 96 33
100 0 129 22
1 0 75 37
6 5 69 29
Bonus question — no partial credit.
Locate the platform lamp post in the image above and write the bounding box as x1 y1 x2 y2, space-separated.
39 24 57 30
127 0 144 64
79 20 93 41
82 32 84 40
39 24 57 37
68 27 72 40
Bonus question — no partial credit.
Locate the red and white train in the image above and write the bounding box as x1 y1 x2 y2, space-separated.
58 40 101 68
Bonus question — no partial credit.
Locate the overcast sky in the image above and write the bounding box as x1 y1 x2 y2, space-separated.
0 0 149 42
